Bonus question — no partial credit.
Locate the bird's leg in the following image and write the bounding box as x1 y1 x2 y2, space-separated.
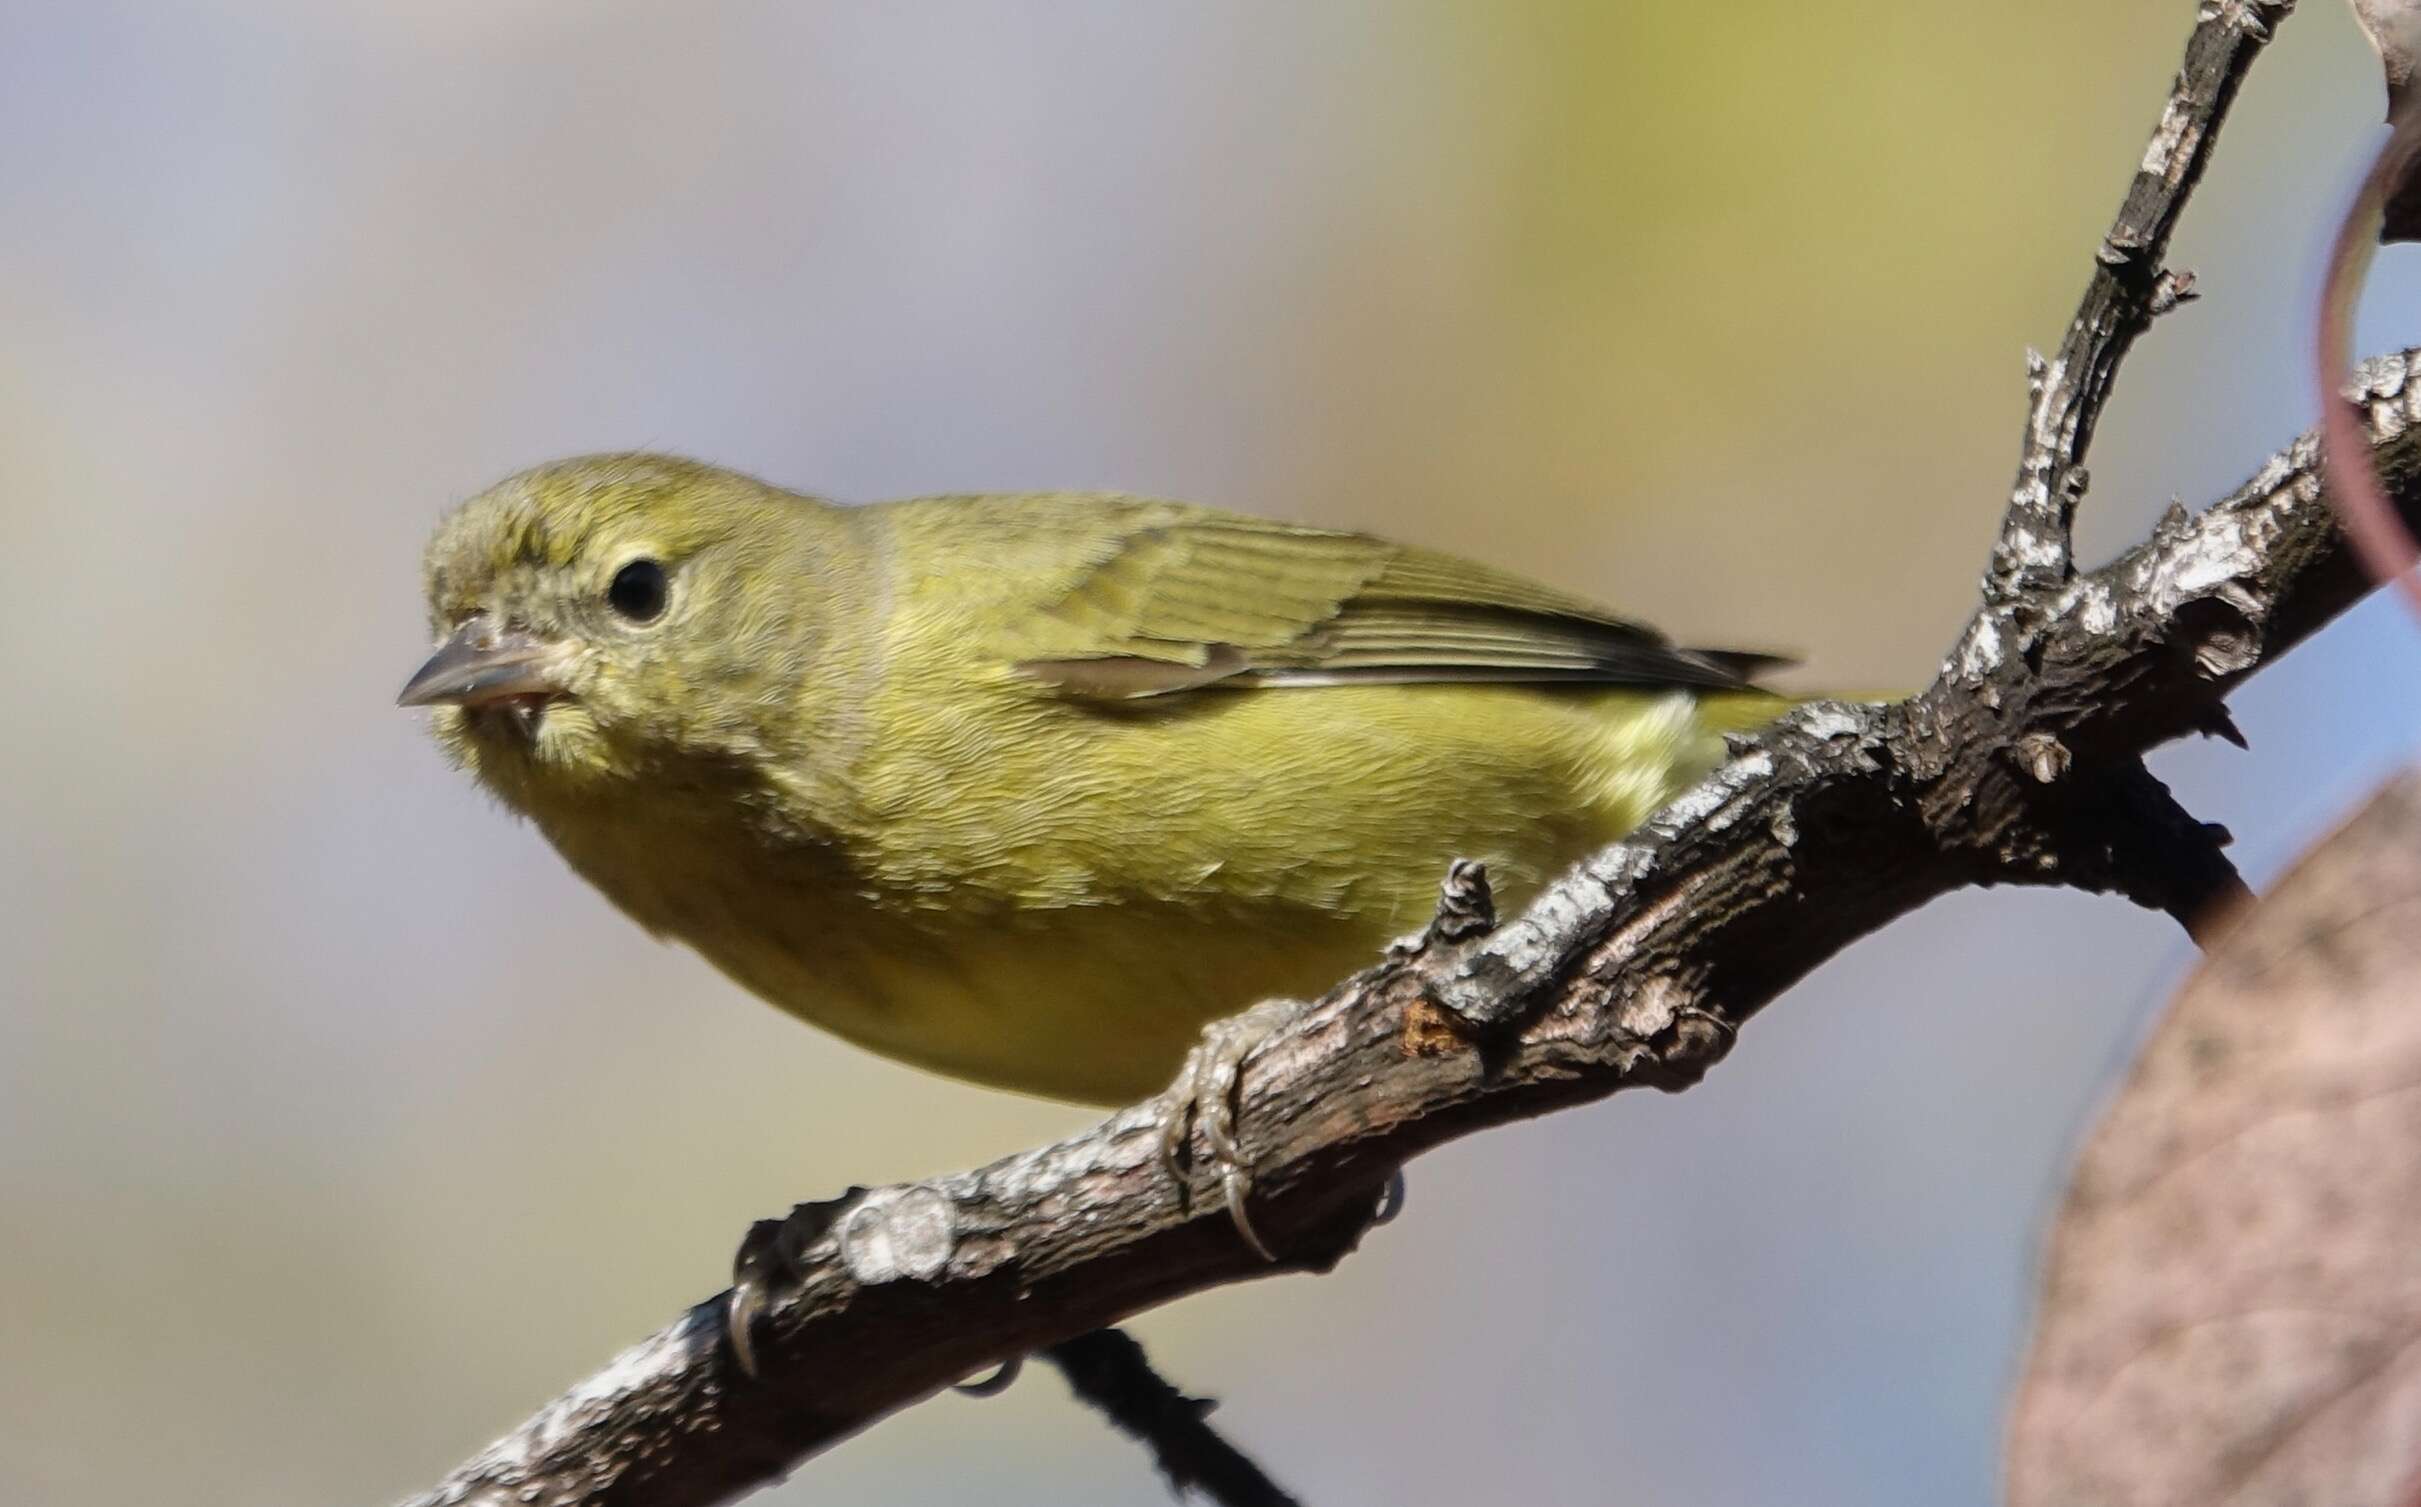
1155 997 1304 1261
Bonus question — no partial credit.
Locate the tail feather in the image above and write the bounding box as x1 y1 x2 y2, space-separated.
1685 647 1797 684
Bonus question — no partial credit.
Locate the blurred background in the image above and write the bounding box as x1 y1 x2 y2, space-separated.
4 3 2418 1503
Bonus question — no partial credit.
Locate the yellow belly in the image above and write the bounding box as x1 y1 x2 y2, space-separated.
702 895 1402 1103
532 684 1760 1105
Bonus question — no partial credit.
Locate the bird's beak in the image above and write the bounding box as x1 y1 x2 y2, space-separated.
397 617 573 708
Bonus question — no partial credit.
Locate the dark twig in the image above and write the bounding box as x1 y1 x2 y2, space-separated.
1987 0 2291 602
2065 760 2253 947
1041 1329 1301 1507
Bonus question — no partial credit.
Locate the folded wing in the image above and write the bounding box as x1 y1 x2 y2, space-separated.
1012 509 1786 700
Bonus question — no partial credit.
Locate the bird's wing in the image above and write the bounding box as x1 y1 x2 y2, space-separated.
1007 505 1787 701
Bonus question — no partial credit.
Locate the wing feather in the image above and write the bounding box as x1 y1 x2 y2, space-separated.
1005 501 1786 700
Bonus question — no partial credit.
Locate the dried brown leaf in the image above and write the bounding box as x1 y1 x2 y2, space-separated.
2008 771 2421 1507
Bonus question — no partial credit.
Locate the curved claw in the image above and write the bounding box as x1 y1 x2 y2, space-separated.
1372 1168 1408 1227
724 1192 861 1379
1156 998 1302 1261
953 1353 1025 1397
1156 1086 1192 1191
1222 1162 1274 1262
726 1217 789 1378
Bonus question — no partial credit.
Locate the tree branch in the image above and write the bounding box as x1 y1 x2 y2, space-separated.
391 6 2364 1504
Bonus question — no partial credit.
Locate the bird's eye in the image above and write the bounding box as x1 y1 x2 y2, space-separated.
607 558 669 622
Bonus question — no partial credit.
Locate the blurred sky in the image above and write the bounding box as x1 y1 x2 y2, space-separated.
4 3 2419 1504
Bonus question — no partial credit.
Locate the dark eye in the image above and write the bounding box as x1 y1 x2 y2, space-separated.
607 558 669 622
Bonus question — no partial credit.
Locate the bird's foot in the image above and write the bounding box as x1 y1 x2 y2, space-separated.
1156 997 1304 1261
725 1189 860 1378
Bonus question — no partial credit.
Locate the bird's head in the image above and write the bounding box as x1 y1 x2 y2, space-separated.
402 453 837 809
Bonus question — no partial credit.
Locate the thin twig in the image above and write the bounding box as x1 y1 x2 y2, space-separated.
2071 759 2253 946
1042 1329 1301 1507
1988 0 2292 601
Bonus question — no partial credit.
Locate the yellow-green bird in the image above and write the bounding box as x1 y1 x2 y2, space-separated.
401 454 1785 1138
